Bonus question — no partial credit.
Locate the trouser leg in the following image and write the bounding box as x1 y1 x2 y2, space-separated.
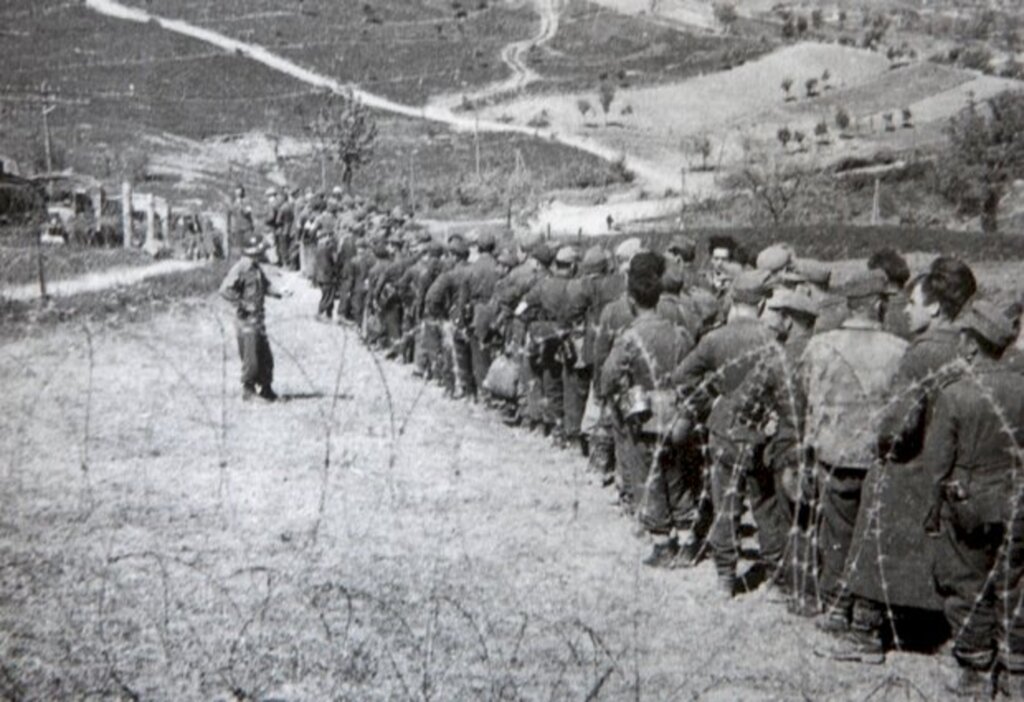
470 335 492 393
318 283 336 317
707 437 750 579
561 365 590 441
817 464 866 618
747 457 790 568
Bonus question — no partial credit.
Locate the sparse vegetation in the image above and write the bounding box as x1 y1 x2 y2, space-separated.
941 90 1024 233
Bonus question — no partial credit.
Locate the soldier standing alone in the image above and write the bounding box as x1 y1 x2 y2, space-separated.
219 235 291 401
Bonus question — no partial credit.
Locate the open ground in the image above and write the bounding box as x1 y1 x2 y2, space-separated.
2 271 995 701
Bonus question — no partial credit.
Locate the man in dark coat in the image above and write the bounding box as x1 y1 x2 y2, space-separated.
830 258 977 663
924 301 1024 698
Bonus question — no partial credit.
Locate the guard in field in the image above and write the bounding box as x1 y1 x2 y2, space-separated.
922 301 1024 699
797 271 908 625
219 235 290 402
600 251 695 564
671 270 787 593
826 258 977 664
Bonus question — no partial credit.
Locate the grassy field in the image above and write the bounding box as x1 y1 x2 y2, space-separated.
525 0 771 96
0 274 975 700
0 258 229 335
117 0 539 105
285 115 634 220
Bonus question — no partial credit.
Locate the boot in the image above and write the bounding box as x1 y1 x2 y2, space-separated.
242 383 256 402
949 666 993 700
642 537 680 568
714 555 737 599
995 667 1023 699
814 628 884 665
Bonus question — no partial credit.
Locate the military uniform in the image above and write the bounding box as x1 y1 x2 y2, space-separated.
799 309 908 612
458 249 502 394
521 272 572 435
672 311 786 588
600 311 694 530
845 327 962 615
218 241 283 400
925 305 1024 682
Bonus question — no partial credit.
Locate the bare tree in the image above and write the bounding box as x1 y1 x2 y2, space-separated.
777 126 792 150
713 2 738 32
598 81 616 125
781 77 794 101
576 98 592 122
688 134 714 171
740 164 808 225
836 107 852 137
306 89 379 192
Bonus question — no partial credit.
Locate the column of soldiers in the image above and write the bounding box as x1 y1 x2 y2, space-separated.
224 198 1024 698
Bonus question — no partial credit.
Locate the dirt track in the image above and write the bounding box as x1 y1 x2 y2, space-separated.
0 273 960 699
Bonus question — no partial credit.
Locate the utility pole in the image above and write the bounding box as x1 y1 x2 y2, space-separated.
41 104 56 198
474 113 481 181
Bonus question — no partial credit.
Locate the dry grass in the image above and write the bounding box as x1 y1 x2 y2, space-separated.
0 275 970 700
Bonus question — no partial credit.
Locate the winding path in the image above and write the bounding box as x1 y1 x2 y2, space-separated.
1 259 208 301
432 0 561 109
82 0 677 196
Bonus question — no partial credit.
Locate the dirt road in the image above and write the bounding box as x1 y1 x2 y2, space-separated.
0 275 957 699
0 259 208 301
83 0 676 196
431 0 561 110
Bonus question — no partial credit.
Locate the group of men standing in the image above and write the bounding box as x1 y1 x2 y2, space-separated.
221 195 1024 698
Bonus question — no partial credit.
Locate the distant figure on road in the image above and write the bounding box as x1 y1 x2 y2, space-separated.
219 235 290 402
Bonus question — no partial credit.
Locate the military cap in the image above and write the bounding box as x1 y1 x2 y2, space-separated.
756 244 794 273
614 237 643 263
331 185 344 196
731 269 772 305
415 230 433 244
477 231 497 252
767 289 819 317
373 242 390 257
667 234 696 258
793 258 832 286
263 186 278 197
242 234 268 257
581 245 609 274
425 241 445 256
960 300 1016 351
661 265 686 294
555 245 579 264
531 242 556 266
497 248 519 267
839 270 889 300
448 238 470 258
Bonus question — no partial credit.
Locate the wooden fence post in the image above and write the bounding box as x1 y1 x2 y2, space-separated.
145 193 156 255
121 180 132 248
